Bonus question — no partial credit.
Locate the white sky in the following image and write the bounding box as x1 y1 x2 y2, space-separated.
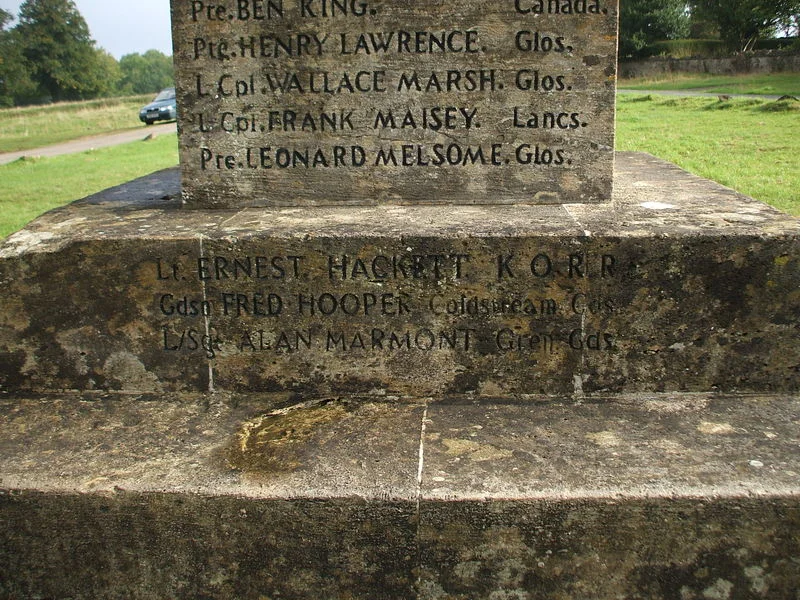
0 0 173 58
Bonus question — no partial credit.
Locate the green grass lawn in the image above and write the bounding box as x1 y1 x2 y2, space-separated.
615 94 800 216
0 95 153 153
0 134 178 238
618 73 800 97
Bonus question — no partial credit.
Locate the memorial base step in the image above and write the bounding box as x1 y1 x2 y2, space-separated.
1 392 798 599
2 152 799 398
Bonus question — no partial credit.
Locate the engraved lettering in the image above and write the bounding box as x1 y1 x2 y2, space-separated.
301 0 369 18
326 328 475 351
569 329 615 351
372 107 479 130
514 0 604 15
197 256 304 280
176 0 617 205
496 329 556 354
396 70 498 93
339 30 480 55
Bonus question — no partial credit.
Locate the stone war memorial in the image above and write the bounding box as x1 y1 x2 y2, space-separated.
1 0 799 597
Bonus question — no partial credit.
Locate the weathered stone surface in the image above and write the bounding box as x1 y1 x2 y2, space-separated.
0 394 423 498
1 392 799 598
417 396 800 598
418 497 800 600
171 0 618 207
420 395 800 499
1 154 798 397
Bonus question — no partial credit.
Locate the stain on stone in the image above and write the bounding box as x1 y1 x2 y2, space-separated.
697 422 736 435
226 398 351 475
0 350 26 391
585 430 622 447
441 438 514 462
637 549 794 599
103 352 161 392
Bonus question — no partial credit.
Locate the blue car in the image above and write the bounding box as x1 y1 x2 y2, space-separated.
139 87 177 125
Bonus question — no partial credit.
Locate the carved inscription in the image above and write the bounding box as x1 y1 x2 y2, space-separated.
172 0 619 206
153 248 619 363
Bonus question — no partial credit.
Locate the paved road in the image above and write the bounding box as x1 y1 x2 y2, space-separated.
0 121 177 166
618 88 786 101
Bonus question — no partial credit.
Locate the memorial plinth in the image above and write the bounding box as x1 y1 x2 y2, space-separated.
173 0 617 206
1 154 798 398
1 154 799 598
2 0 800 596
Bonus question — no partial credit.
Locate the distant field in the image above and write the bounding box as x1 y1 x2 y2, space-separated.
616 94 800 216
619 73 800 97
0 134 178 239
0 95 153 153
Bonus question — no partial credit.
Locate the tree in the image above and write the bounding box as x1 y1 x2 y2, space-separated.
691 0 800 51
620 0 691 58
90 48 122 98
0 9 16 105
119 50 174 95
0 9 38 106
14 0 112 101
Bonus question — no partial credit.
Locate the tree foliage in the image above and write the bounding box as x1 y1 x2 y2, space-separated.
14 0 113 101
119 50 174 95
0 10 16 106
0 9 37 106
0 1 174 106
690 0 800 50
620 0 691 58
0 8 12 29
92 48 123 98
